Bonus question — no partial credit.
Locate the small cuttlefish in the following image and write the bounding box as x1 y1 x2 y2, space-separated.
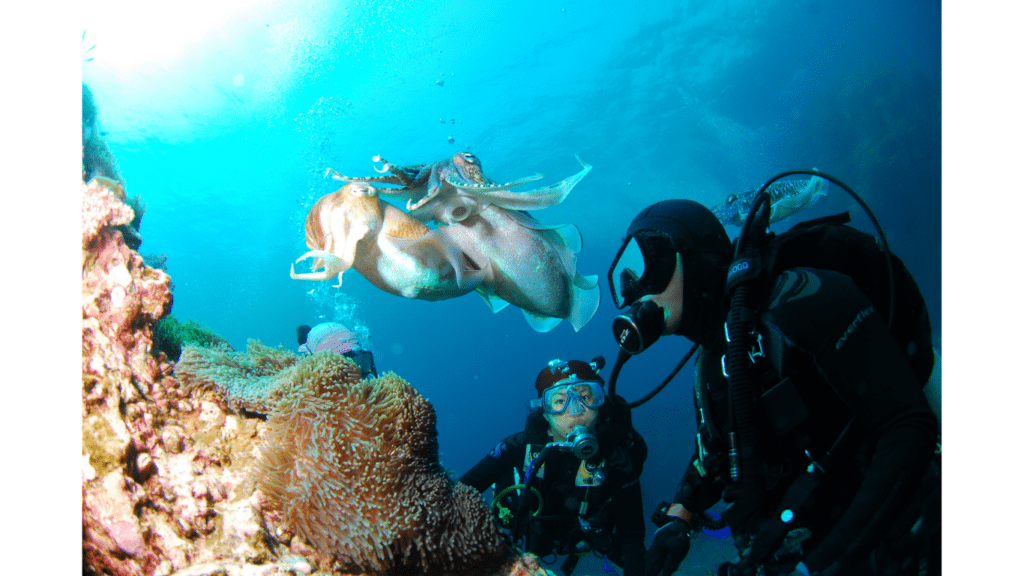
712 175 829 227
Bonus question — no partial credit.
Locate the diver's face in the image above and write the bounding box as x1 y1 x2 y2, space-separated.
639 252 684 335
545 406 598 442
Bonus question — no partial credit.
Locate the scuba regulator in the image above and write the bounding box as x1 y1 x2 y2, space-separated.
565 425 599 460
612 299 667 356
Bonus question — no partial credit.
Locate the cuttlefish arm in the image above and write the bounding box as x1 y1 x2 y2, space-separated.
290 212 369 287
327 159 429 190
290 180 374 287
453 156 591 211
290 250 349 286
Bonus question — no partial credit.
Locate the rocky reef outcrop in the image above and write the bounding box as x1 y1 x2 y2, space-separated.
82 178 548 575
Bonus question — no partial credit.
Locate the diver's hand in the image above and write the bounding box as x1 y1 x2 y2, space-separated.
644 518 692 576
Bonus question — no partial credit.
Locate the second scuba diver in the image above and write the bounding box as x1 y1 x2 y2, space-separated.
460 358 648 576
607 198 940 576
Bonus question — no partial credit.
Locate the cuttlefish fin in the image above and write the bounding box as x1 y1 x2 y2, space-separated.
476 289 512 313
522 310 563 333
291 250 351 287
471 156 592 211
568 276 601 332
574 272 599 291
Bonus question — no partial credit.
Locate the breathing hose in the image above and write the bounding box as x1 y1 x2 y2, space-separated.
727 169 895 481
607 344 699 409
492 484 544 526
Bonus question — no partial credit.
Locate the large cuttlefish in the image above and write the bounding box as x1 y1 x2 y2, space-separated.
336 151 592 225
291 167 600 332
290 178 481 300
712 175 829 227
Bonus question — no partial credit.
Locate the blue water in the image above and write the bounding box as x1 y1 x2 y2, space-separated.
83 0 940 573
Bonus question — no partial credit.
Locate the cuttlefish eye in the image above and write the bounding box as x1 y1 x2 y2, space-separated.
461 152 478 164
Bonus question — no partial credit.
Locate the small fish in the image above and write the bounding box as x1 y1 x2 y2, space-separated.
712 175 828 227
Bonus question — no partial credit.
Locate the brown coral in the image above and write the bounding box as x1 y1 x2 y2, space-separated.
256 354 512 574
174 340 306 414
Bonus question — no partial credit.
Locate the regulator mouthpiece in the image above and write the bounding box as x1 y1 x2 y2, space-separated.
612 299 666 355
567 425 599 460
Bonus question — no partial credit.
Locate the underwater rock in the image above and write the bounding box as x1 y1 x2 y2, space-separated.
82 180 546 575
82 178 172 403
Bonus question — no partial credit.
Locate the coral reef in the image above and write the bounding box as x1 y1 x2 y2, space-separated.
82 179 546 576
82 177 173 402
153 315 232 362
256 354 512 574
174 340 301 415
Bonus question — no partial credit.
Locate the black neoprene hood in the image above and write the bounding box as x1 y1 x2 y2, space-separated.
625 199 732 345
626 199 731 255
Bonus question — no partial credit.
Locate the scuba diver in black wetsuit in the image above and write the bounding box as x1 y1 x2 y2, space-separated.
459 358 648 576
607 190 940 576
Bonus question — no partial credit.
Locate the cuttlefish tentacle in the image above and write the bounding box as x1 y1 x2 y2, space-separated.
371 155 434 187
290 250 349 287
329 160 428 189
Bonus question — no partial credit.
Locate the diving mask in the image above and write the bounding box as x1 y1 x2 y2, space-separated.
530 378 605 415
608 231 678 309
